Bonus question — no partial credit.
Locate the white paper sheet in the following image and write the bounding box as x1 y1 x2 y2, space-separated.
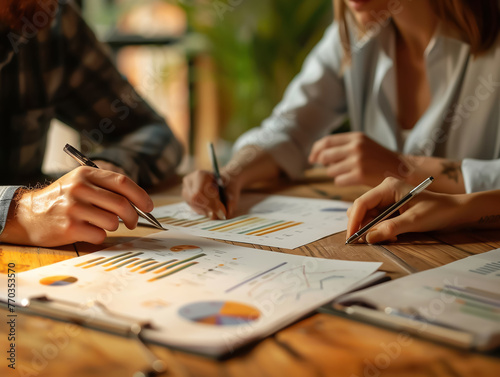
147 194 351 249
2 231 381 356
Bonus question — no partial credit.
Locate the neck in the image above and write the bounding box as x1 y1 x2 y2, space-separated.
392 1 438 57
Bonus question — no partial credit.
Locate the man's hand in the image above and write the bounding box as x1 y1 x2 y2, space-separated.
182 146 281 220
1 167 153 247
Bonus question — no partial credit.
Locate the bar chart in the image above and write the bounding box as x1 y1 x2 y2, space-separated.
73 250 206 282
150 194 351 248
160 214 303 237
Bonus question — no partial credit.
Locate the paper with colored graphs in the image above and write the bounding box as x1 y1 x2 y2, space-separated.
336 248 500 350
2 231 381 356
148 194 351 248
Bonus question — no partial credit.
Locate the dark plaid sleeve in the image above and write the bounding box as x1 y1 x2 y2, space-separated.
0 186 21 236
52 1 183 187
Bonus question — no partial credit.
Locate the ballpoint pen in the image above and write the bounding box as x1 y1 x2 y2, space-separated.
345 176 434 245
208 142 227 220
63 143 166 230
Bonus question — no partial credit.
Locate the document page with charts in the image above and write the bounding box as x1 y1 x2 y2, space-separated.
335 248 500 350
146 194 351 249
1 231 381 357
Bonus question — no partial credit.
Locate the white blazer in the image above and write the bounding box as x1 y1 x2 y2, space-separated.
234 20 500 193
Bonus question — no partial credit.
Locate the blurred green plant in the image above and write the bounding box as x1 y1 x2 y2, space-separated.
177 0 333 142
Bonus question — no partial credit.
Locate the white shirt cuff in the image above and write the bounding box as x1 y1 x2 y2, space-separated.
462 159 500 193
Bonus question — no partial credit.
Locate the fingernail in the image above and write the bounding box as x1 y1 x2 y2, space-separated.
147 197 154 211
207 211 214 219
216 209 226 220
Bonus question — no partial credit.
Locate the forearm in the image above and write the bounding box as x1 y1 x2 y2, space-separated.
457 190 500 230
54 3 182 187
222 146 281 190
90 124 183 187
401 155 465 194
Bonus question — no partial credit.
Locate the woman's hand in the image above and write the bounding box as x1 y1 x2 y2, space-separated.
309 132 406 187
182 170 241 220
1 166 154 246
182 146 281 220
347 177 463 244
308 132 467 194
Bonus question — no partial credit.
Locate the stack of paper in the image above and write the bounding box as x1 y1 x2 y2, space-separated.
1 231 381 356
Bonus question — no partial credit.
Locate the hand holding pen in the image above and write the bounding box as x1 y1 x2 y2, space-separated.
346 177 441 244
0 146 158 247
64 144 165 230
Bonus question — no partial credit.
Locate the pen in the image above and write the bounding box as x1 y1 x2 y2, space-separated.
345 176 434 245
63 143 166 231
208 142 227 220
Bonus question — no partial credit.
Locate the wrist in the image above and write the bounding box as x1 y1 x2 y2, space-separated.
450 194 472 229
398 156 466 194
221 145 263 190
459 191 500 229
221 165 245 191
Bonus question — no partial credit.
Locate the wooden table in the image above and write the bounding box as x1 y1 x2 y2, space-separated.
1 175 500 377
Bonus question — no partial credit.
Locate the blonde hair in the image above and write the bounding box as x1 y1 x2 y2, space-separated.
334 0 500 62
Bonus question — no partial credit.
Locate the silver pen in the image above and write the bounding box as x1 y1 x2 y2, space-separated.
208 142 227 208
346 176 434 244
63 144 166 231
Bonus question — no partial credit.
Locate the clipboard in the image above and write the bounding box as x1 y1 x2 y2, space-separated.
322 301 480 350
319 248 500 352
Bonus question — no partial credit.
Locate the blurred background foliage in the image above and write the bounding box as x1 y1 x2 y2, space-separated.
178 0 333 142
82 0 333 145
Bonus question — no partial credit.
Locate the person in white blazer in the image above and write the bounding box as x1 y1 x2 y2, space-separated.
183 0 500 220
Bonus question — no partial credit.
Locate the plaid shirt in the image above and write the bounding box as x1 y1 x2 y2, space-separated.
0 1 183 235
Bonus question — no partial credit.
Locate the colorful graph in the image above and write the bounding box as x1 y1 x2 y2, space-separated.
171 245 201 252
160 215 303 236
226 265 347 301
39 275 78 286
74 250 205 281
426 286 500 321
469 261 500 276
179 301 261 326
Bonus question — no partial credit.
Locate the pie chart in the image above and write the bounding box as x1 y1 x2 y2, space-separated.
39 275 78 286
179 301 261 326
170 245 201 252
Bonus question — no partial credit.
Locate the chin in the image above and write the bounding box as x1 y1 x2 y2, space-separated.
346 0 394 26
